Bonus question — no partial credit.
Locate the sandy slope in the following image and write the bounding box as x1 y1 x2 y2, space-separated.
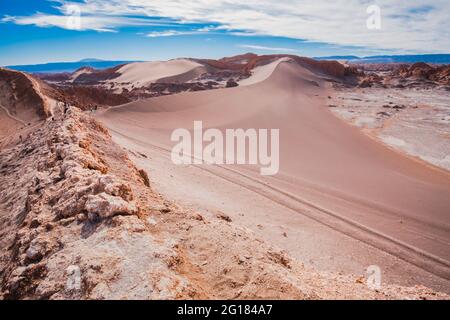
238 57 291 86
110 59 205 88
0 106 24 138
70 67 93 82
96 59 450 289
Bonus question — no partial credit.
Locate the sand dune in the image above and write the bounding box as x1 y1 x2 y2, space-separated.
97 59 450 280
70 67 93 82
110 59 205 87
238 57 292 86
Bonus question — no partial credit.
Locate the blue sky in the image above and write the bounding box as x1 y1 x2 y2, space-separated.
1 0 449 66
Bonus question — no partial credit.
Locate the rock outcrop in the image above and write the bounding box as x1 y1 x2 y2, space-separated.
0 68 51 121
336 62 450 89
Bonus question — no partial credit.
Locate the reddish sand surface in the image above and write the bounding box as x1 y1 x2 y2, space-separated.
96 59 450 291
110 59 205 88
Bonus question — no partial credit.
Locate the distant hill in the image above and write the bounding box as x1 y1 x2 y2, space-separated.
314 55 360 61
78 58 105 63
315 54 450 64
6 54 450 74
4 59 140 73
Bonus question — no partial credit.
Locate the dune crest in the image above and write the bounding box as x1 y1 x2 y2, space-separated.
110 59 205 88
238 57 292 86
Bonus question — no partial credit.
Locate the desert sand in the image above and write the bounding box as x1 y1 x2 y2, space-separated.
238 57 291 86
110 59 205 88
96 59 450 291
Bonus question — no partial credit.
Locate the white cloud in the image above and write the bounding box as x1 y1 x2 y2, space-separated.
239 45 298 53
147 30 194 37
2 13 175 32
146 26 221 37
3 0 450 52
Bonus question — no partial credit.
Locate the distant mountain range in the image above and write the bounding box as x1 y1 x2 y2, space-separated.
314 54 450 64
3 59 140 73
4 54 450 74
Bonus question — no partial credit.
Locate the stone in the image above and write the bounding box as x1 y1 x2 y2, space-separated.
85 192 138 219
26 243 44 263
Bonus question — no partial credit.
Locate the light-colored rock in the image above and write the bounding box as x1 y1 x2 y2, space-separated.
85 192 137 219
26 243 44 262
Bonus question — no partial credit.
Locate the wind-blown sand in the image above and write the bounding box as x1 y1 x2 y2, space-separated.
110 59 205 88
70 67 93 82
96 59 450 291
238 57 291 86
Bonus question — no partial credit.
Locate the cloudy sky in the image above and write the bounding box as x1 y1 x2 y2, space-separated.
1 0 449 65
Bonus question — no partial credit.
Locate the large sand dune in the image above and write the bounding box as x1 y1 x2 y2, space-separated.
97 59 450 282
110 59 205 88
